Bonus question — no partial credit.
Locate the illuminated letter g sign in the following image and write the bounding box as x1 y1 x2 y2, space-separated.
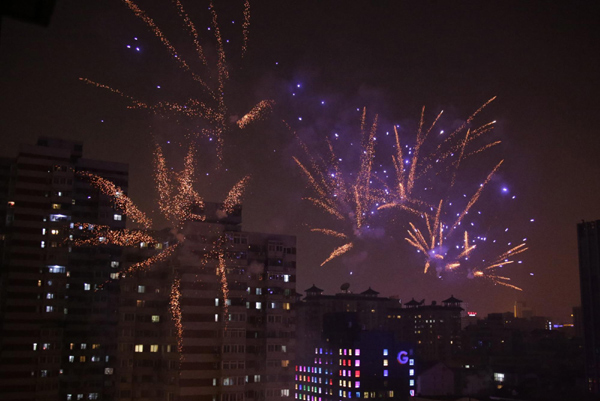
397 351 408 364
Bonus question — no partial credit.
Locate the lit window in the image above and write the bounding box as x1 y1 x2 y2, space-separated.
51 229 59 235
41 241 45 248
89 393 99 400
284 274 290 282
494 373 505 383
409 359 414 366
81 344 87 350
383 359 388 366
84 283 91 291
215 298 219 306
409 369 414 376
110 261 119 268
355 349 360 356
355 381 360 389
113 214 122 221
135 344 143 353
355 371 360 378
33 343 38 351
46 306 54 313
137 285 145 293
79 356 86 362
256 302 262 309
110 273 119 280
136 300 144 307
383 370 388 377
46 293 54 299
409 380 414 386
48 265 65 273
104 368 114 375
40 370 48 377
383 349 388 356
355 360 360 367
52 203 61 209
150 345 159 353
215 314 219 322
283 302 291 310
69 355 74 362
152 315 160 323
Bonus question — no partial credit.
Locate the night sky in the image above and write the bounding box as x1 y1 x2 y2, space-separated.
1 1 600 322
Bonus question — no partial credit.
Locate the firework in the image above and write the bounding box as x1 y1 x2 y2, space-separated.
221 175 251 216
82 0 273 161
71 223 155 247
294 109 384 266
78 171 153 229
170 277 183 354
295 99 525 289
154 144 206 228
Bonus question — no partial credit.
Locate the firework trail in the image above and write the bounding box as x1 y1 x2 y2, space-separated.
82 0 273 162
294 109 384 266
154 144 206 228
170 277 183 355
72 144 251 354
296 99 525 289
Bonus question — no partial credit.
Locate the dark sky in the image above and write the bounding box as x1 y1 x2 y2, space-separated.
1 0 599 321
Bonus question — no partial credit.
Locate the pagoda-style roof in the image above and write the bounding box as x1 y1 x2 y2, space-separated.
305 284 324 294
442 295 463 304
404 298 423 307
361 287 379 296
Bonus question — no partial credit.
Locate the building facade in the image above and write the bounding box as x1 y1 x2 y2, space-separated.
0 138 298 401
577 220 600 394
0 137 129 400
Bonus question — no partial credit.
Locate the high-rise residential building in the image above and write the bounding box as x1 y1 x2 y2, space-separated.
295 330 417 401
397 296 463 362
0 138 298 401
0 137 129 401
577 220 600 394
295 288 465 401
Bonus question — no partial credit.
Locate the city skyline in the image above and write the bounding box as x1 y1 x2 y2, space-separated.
2 1 600 321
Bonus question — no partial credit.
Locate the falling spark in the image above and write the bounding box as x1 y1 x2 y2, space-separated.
170 277 184 355
83 0 267 162
236 100 275 129
295 110 384 265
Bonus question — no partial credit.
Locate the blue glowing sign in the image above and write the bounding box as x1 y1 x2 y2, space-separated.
397 351 409 364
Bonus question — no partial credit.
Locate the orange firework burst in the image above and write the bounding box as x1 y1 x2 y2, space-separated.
81 0 273 162
77 171 153 229
154 144 206 228
296 98 525 290
294 109 384 265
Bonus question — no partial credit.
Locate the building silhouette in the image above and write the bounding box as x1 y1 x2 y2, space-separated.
0 137 129 400
0 138 298 401
577 220 600 395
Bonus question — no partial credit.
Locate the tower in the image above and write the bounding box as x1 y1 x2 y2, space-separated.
577 220 600 394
